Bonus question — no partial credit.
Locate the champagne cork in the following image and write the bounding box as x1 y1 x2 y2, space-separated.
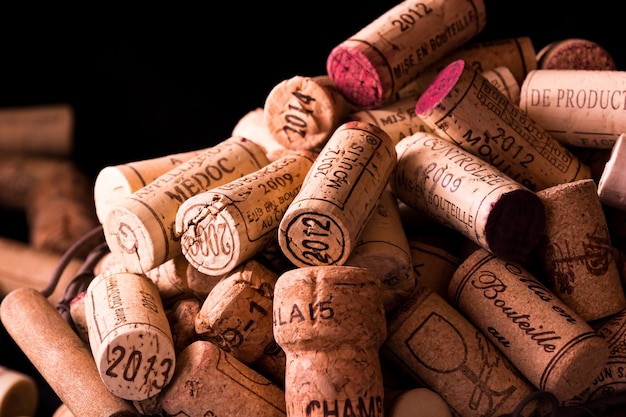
0 104 73 157
598 133 626 211
93 147 208 223
392 132 546 262
84 271 176 401
176 152 315 276
278 121 396 267
159 340 286 417
537 38 616 70
345 189 417 313
387 388 452 417
448 248 610 400
519 68 626 149
0 287 140 417
415 59 591 191
536 179 626 321
263 75 354 151
326 0 486 109
273 266 386 417
102 136 270 274
481 66 520 104
408 234 462 299
383 286 539 417
232 107 287 161
0 365 38 417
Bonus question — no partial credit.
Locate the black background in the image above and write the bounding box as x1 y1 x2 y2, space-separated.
0 2 623 416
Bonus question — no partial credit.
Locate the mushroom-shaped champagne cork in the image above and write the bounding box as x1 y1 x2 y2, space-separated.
326 0 486 109
278 121 396 267
415 59 591 191
273 265 386 417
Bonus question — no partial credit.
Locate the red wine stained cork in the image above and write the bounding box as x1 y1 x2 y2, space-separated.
159 340 286 417
0 365 38 417
326 0 486 109
519 68 626 149
598 133 626 210
176 152 315 276
0 287 140 417
102 136 270 274
535 178 626 321
278 121 396 267
383 286 540 417
392 132 546 262
264 75 354 151
448 248 610 401
273 266 386 417
537 38 616 70
232 108 287 161
94 147 208 223
415 59 591 191
84 271 176 401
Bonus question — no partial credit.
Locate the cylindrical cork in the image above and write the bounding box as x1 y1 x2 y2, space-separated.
273 266 386 417
383 286 540 417
392 132 546 262
264 75 354 151
93 147 208 223
143 254 193 303
0 104 73 157
598 133 626 210
448 248 610 401
408 234 462 299
102 136 270 274
387 387 452 417
415 59 591 191
184 263 224 298
519 69 626 149
535 178 626 321
0 365 38 417
345 189 417 313
232 108 287 161
84 271 176 401
0 287 140 417
166 296 205 355
326 0 486 109
278 121 396 267
536 38 616 70
176 152 315 276
159 340 286 417
481 66 520 104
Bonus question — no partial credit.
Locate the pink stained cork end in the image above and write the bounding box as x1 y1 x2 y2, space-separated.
415 59 466 116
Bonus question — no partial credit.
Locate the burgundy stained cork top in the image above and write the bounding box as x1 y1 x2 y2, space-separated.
415 59 466 116
537 38 616 70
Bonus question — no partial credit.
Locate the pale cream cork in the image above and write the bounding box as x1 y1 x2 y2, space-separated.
232 107 287 160
52 403 74 417
278 121 397 267
0 287 140 417
84 271 176 401
537 38 616 70
143 254 193 302
264 75 354 151
387 387 452 417
481 66 520 104
159 340 286 417
273 265 386 417
519 69 626 149
176 151 315 276
536 178 626 321
102 136 270 274
448 248 610 401
598 133 626 211
93 147 208 223
0 365 38 417
383 286 540 417
415 59 591 191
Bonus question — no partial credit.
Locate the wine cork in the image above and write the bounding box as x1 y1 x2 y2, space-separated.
408 234 462 299
184 263 224 298
383 286 539 417
93 147 208 223
415 59 591 191
176 152 315 276
571 146 612 184
392 132 546 262
273 266 386 417
159 340 286 417
0 365 38 417
278 121 396 267
263 75 354 151
345 189 417 313
143 254 193 302
102 136 270 274
448 248 610 400
481 66 520 104
0 104 73 157
387 387 452 417
84 271 176 401
598 133 626 211
69 291 89 343
232 107 287 161
52 403 74 417
537 38 616 70
326 0 486 109
536 179 626 321
166 296 205 354
0 287 140 417
519 68 626 149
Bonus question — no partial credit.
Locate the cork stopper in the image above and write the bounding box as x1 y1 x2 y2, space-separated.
0 365 38 417
537 38 616 70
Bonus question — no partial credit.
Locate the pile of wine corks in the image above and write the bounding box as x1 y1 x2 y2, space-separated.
5 1 626 416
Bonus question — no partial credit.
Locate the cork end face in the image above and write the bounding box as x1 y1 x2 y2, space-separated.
537 38 617 70
484 189 546 261
415 59 465 116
